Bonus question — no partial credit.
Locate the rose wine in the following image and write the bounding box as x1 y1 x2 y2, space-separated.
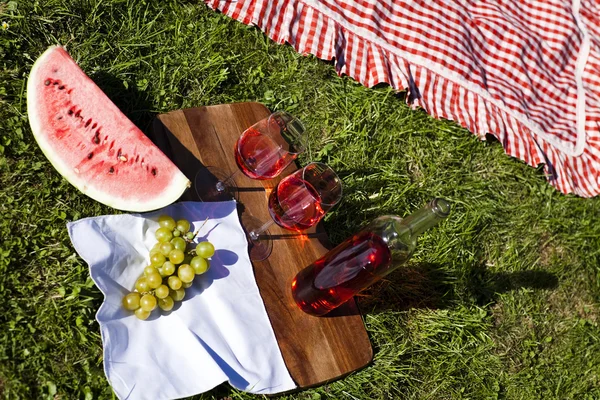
292 232 395 316
268 175 325 230
235 127 296 179
291 198 451 316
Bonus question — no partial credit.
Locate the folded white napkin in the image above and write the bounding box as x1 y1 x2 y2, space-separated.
67 201 296 400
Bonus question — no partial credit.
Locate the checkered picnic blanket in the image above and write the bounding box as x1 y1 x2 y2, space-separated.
205 0 600 197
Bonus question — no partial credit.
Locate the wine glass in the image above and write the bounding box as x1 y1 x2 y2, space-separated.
246 162 343 261
194 111 306 201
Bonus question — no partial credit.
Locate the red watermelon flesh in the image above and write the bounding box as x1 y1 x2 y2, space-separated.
27 46 190 212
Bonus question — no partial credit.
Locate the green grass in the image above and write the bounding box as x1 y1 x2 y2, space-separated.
2 0 600 399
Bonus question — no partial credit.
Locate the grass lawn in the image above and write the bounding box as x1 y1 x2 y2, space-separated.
2 1 600 399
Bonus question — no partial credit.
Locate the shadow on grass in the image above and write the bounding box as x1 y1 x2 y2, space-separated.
466 265 559 306
357 262 559 314
90 71 157 133
357 263 457 313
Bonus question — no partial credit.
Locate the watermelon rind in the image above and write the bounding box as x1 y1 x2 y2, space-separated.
27 45 191 212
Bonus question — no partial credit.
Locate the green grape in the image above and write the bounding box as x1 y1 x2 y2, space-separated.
170 237 187 252
176 219 191 234
134 308 151 320
178 264 195 283
135 276 150 293
171 288 186 302
122 292 141 311
149 248 161 257
169 249 185 264
140 294 157 312
182 281 193 289
172 229 181 237
191 256 210 275
155 284 170 299
150 252 166 267
144 266 159 277
159 242 174 257
155 227 173 243
158 296 174 312
161 261 176 276
146 272 163 289
168 275 182 290
158 215 176 230
184 232 196 241
195 241 215 258
152 242 161 251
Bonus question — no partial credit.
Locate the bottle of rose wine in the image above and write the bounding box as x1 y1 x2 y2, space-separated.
291 198 451 316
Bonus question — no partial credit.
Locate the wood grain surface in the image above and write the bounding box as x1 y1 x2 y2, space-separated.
150 102 373 389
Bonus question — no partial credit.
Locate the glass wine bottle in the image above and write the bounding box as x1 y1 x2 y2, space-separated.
291 198 451 316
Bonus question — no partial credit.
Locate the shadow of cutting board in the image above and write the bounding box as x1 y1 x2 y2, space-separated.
150 102 373 389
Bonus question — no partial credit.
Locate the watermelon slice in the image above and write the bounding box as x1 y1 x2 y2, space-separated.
27 45 190 212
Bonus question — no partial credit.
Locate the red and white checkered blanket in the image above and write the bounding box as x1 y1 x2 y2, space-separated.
205 0 600 197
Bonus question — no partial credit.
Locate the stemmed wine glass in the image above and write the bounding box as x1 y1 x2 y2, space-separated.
194 111 306 201
246 162 343 261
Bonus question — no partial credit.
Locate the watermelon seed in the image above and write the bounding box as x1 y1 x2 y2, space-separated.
75 110 81 118
92 122 97 129
135 155 139 162
108 167 115 174
93 132 100 144
44 80 51 86
151 168 157 176
85 119 91 128
53 82 58 86
87 152 94 159
117 149 128 162
68 109 74 116
58 85 65 90
57 116 63 120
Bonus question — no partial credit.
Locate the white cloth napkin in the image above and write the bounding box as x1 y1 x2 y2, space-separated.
67 201 297 400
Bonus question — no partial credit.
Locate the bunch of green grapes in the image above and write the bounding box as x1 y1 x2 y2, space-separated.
121 215 215 320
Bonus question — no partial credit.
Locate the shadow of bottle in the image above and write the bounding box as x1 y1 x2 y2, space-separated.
357 262 559 314
465 265 559 306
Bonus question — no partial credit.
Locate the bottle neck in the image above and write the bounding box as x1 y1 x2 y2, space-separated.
401 198 450 237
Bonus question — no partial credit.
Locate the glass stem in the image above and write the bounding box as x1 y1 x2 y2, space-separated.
216 169 241 192
249 219 275 241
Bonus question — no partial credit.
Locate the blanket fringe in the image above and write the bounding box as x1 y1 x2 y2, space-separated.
205 0 600 197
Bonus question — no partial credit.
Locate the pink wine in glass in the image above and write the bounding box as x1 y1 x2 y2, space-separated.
292 198 451 316
235 127 297 180
268 175 326 230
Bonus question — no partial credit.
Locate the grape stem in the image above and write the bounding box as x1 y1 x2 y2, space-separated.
183 217 209 243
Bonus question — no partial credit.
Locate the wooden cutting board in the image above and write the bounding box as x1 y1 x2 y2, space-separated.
150 102 373 389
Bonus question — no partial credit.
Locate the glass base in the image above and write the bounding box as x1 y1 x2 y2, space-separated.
194 166 238 202
241 214 273 261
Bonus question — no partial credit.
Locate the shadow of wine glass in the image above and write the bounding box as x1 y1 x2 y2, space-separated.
254 231 329 241
240 211 334 252
244 227 334 262
236 186 266 193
